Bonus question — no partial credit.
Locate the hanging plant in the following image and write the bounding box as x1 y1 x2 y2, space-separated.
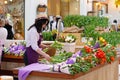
37 4 47 12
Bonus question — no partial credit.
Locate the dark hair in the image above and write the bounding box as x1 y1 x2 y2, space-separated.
28 17 49 33
113 19 117 23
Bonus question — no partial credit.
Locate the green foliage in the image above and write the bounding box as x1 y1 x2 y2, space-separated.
42 31 55 41
82 25 100 45
63 15 108 28
69 58 94 75
83 25 97 37
100 31 120 46
51 51 73 64
50 41 63 50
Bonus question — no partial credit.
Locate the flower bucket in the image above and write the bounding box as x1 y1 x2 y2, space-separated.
63 42 75 53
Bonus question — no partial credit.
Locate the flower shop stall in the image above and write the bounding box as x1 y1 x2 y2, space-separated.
1 41 62 75
12 37 119 80
1 41 26 75
13 58 119 80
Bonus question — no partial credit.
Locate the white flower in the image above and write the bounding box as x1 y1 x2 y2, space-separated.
65 36 75 43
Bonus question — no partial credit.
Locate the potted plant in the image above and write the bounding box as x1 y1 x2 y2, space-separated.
81 25 100 45
37 4 47 12
57 34 76 53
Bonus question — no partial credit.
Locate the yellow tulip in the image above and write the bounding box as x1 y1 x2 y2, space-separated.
102 39 105 42
99 37 103 41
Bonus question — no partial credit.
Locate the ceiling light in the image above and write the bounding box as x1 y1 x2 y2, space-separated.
115 0 120 8
4 1 8 4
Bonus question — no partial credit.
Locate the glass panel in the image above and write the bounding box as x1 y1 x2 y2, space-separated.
0 0 25 40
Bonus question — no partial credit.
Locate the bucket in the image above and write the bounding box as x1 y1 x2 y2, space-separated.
63 42 75 53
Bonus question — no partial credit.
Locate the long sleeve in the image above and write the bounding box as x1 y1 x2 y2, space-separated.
0 27 7 64
0 27 8 45
26 27 39 51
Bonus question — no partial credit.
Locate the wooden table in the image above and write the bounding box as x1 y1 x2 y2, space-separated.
13 58 119 80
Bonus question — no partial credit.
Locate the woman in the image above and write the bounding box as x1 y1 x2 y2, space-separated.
24 15 51 65
0 18 7 65
4 19 14 39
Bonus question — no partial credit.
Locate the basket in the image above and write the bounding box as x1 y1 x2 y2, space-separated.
38 7 46 12
46 47 56 56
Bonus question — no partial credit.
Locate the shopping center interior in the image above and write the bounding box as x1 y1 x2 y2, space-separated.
0 0 120 80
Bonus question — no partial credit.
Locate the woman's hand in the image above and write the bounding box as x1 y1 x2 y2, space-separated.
36 48 51 61
44 54 51 61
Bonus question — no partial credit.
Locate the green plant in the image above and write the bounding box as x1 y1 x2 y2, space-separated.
51 51 73 64
50 41 63 50
100 31 120 46
42 31 56 41
82 25 100 45
63 15 108 28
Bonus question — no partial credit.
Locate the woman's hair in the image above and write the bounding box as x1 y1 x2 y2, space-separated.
28 17 49 33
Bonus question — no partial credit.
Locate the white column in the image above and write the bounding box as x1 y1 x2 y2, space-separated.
25 0 47 40
87 0 93 12
80 0 87 16
108 0 120 24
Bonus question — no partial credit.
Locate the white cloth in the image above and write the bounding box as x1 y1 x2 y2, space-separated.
26 27 41 51
0 27 7 64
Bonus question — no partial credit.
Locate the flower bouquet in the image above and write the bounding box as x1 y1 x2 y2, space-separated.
3 41 26 57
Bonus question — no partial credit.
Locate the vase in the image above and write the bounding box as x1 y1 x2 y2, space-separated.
63 42 75 53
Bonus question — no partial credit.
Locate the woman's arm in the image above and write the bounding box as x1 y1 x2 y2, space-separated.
40 43 49 49
36 48 51 61
30 29 51 61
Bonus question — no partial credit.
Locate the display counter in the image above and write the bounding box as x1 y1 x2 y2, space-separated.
2 54 24 63
1 54 24 75
13 58 119 80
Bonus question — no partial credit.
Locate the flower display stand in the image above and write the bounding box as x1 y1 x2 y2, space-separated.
1 54 24 75
13 58 119 80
